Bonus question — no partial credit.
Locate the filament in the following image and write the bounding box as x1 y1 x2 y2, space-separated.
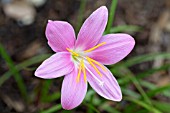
76 62 82 82
86 57 102 77
84 42 106 53
86 57 106 72
84 65 104 86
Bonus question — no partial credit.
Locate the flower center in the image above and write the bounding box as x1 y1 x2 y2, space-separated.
66 42 106 85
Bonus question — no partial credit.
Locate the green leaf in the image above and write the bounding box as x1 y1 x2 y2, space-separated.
105 0 118 34
75 0 87 34
140 80 170 98
40 80 53 102
136 63 170 79
110 25 141 33
124 97 162 113
85 89 95 102
122 88 140 98
121 67 152 105
42 92 61 103
0 43 28 101
84 103 100 113
140 80 156 89
152 101 170 113
41 104 62 113
146 84 170 97
110 53 170 79
113 53 170 68
0 54 51 86
100 103 121 113
118 63 170 85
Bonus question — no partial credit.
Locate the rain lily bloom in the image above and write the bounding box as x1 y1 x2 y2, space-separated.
35 6 135 110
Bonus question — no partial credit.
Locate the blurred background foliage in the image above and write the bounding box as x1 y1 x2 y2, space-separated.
0 0 170 113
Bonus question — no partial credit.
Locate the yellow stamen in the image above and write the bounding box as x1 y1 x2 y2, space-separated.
86 57 102 77
66 48 79 56
76 63 82 82
81 59 87 82
84 42 106 53
87 57 106 72
76 59 86 83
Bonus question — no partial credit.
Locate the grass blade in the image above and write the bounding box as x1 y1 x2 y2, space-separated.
146 84 170 97
0 54 51 86
121 67 152 105
109 25 141 33
117 53 170 67
0 43 28 101
136 63 170 79
40 80 53 102
105 0 118 34
124 97 162 113
152 101 170 113
118 63 170 85
75 0 87 34
41 104 62 113
84 103 100 113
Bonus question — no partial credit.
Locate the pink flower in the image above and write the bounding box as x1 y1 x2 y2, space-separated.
35 6 135 110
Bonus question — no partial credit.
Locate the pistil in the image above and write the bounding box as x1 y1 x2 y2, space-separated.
85 65 104 86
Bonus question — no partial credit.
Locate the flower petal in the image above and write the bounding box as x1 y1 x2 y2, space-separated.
61 68 87 110
75 6 108 51
45 20 76 52
88 34 135 65
86 63 122 101
35 52 74 79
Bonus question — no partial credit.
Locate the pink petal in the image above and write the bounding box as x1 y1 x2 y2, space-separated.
45 20 76 52
75 6 108 51
86 63 122 101
61 68 87 110
35 52 74 79
88 34 135 65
